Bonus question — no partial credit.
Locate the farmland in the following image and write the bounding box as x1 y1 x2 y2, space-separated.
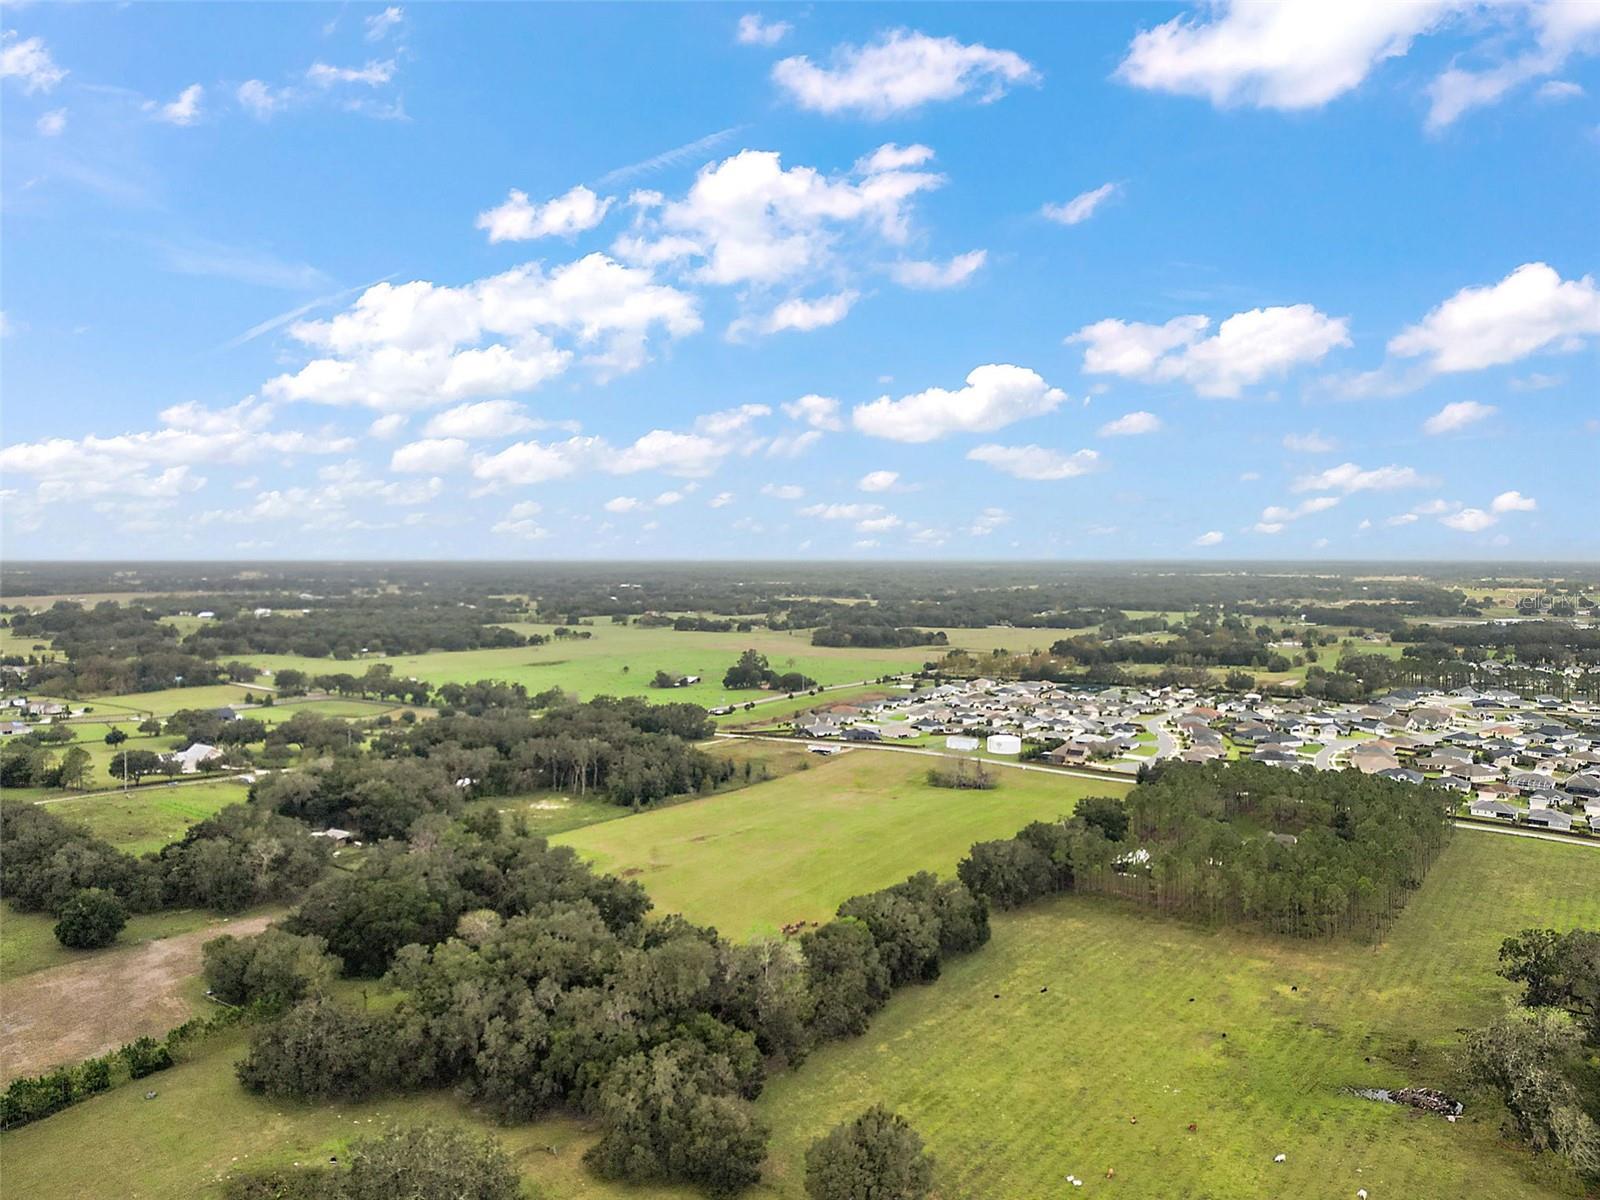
554 747 1126 938
753 832 1600 1200
229 621 997 709
4 826 1594 1198
33 777 252 854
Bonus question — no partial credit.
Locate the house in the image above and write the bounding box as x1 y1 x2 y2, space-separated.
1469 799 1519 822
1 721 32 737
1378 767 1425 786
1524 808 1574 832
311 828 354 844
841 727 881 743
212 706 239 722
167 742 222 773
1564 772 1600 799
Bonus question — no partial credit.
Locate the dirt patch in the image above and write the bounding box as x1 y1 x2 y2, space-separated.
0 913 273 1081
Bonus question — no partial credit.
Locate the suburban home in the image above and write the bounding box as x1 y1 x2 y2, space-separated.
1469 799 1519 822
841 727 881 743
1524 808 1574 832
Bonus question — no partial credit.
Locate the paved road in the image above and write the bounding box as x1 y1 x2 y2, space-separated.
1139 711 1180 759
1452 820 1600 847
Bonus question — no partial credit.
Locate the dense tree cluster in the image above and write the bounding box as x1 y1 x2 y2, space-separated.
1102 762 1452 937
811 625 945 649
722 649 816 692
956 764 1451 939
182 602 526 660
249 697 729 839
0 801 330 931
232 811 992 1195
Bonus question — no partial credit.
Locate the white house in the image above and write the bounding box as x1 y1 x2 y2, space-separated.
168 742 222 773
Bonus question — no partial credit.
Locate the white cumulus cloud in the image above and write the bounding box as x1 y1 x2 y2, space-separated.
1292 462 1430 494
1388 263 1600 374
476 185 614 243
772 29 1039 118
889 249 987 290
1422 399 1497 434
967 444 1099 481
1071 304 1349 397
737 14 791 46
852 363 1066 443
858 470 899 492
1490 490 1537 513
1117 0 1455 111
1098 410 1163 437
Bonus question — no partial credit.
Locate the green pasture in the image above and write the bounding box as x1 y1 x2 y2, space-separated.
5 821 1595 1198
753 832 1600 1200
232 623 1026 709
553 748 1127 939
34 777 252 855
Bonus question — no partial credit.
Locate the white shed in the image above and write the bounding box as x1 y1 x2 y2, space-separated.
945 735 979 752
986 734 1023 756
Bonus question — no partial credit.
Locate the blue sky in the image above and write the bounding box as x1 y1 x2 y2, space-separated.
2 2 1597 561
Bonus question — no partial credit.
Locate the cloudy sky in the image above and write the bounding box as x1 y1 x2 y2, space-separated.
2 2 1596 560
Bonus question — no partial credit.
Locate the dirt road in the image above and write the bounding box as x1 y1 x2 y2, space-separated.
1 913 273 1081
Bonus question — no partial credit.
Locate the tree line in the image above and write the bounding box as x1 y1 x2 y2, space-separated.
213 806 992 1196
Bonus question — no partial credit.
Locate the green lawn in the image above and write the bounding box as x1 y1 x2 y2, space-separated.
553 749 1128 939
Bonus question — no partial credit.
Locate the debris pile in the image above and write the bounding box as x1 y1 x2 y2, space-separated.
1348 1086 1463 1117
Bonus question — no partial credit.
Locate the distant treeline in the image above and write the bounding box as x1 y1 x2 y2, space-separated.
811 624 947 649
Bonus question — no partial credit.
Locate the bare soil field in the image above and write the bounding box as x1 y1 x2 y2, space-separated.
1 913 273 1081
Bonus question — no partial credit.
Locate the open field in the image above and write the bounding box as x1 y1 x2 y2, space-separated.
5 821 1595 1198
74 684 268 719
0 901 272 984
554 748 1127 938
2 912 276 1082
227 622 1024 709
755 833 1600 1200
35 777 252 854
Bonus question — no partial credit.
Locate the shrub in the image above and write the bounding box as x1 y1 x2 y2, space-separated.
53 887 127 949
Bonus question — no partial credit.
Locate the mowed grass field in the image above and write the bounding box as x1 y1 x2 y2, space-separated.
6 826 1595 1198
231 622 1021 709
755 832 1600 1200
554 748 1127 939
